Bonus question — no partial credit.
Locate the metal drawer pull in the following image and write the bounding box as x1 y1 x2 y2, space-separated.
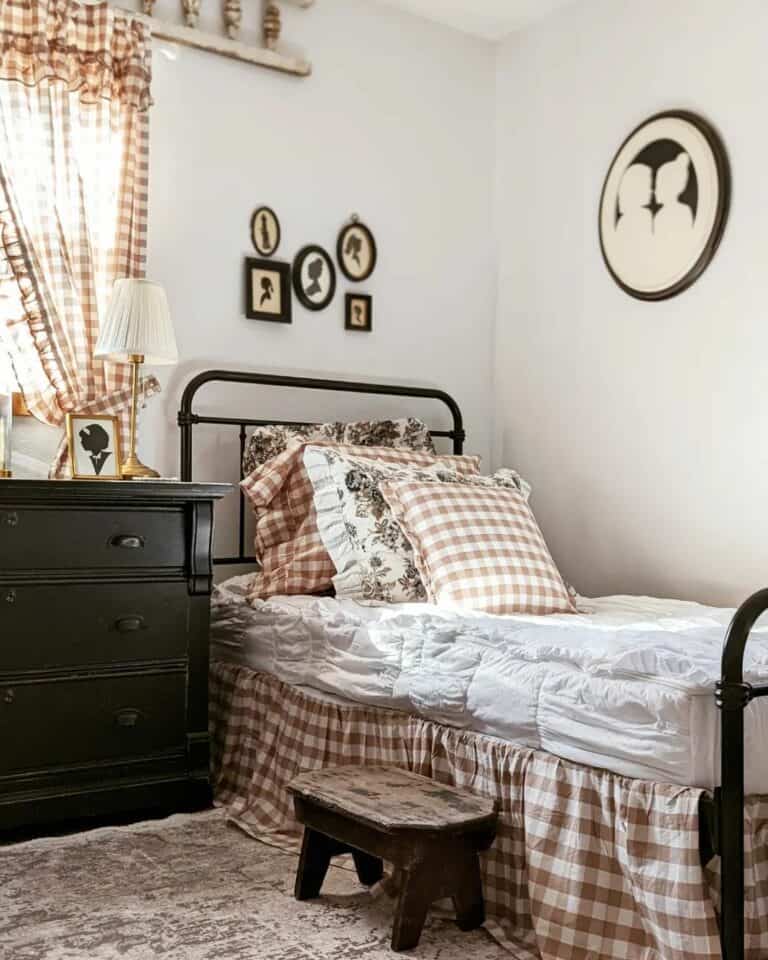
115 708 144 728
3 688 15 705
4 589 15 604
115 616 146 633
2 511 18 528
110 534 145 550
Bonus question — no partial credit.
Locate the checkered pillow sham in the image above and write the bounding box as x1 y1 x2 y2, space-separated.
241 442 481 599
380 480 575 615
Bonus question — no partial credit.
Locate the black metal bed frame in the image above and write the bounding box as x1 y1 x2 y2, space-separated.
178 367 762 960
178 369 465 566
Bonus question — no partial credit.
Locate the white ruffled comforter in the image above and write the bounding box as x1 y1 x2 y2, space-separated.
211 575 768 791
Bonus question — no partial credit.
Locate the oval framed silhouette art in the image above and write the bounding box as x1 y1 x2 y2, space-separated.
250 206 281 257
337 217 377 282
598 111 730 301
293 245 337 311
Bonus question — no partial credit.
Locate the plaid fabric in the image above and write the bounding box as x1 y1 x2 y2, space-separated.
0 0 153 476
210 663 768 960
381 479 575 615
241 443 481 599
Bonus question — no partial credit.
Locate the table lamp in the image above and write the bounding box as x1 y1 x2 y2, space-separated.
94 279 177 479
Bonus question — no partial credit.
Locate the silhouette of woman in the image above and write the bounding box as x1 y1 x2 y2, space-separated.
79 423 112 476
260 276 274 306
655 152 694 232
353 304 363 327
306 257 324 297
345 234 363 268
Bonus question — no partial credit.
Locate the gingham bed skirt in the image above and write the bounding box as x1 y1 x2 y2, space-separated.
210 661 768 959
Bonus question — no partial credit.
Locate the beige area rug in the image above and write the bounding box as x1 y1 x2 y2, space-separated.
1 810 510 959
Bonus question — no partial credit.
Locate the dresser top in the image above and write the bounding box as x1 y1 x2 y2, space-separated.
0 479 232 504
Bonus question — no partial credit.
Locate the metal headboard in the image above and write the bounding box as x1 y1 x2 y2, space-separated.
178 369 466 566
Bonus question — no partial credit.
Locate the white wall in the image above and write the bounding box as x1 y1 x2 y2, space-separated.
494 0 768 605
139 0 497 499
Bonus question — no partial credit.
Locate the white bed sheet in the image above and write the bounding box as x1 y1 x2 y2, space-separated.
211 575 768 792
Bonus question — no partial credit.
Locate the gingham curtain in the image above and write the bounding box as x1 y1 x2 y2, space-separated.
0 0 158 477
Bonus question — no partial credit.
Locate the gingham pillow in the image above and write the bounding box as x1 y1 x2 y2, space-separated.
305 445 530 605
241 442 481 599
380 479 575 616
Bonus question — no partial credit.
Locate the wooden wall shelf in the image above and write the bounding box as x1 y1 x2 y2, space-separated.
150 17 311 76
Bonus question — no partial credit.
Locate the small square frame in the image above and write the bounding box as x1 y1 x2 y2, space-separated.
66 413 123 480
245 258 292 324
345 293 373 333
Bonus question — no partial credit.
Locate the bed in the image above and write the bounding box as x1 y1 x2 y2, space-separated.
180 368 768 960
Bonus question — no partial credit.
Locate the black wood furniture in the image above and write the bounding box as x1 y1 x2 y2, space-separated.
288 766 498 952
0 478 229 832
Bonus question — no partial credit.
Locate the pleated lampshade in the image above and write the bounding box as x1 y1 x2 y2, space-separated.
95 279 178 365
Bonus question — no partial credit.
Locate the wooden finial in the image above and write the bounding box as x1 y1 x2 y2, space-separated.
263 2 281 50
223 0 242 38
182 0 201 28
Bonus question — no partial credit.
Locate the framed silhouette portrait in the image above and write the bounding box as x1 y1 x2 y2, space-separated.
66 413 122 480
250 206 281 257
245 258 292 323
345 293 372 332
293 245 337 311
599 111 730 301
337 218 377 282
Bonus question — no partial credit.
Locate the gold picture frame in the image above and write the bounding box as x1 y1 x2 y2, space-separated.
65 413 123 481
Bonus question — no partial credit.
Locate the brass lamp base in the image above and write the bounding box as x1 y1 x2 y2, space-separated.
119 353 161 482
120 453 159 480
0 469 11 479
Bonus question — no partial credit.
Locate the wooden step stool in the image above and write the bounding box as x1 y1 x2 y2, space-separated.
287 765 498 952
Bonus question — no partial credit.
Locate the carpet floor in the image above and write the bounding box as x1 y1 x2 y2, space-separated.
1 809 510 959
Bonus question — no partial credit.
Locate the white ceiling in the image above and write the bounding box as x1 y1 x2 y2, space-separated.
375 0 576 41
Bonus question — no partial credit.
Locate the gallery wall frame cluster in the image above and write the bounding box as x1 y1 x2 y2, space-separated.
244 209 374 331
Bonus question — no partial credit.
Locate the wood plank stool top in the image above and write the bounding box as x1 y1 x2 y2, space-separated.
287 765 498 952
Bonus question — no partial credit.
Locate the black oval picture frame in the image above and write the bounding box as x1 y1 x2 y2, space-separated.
598 110 730 301
250 206 281 257
293 244 337 311
337 220 377 282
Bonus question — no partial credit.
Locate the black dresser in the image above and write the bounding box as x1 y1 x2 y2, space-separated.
0 479 230 832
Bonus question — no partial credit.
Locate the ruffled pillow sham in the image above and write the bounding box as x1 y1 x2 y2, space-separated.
241 441 481 599
304 444 529 605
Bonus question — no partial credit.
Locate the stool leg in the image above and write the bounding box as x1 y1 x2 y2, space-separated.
352 849 384 887
453 854 485 932
391 865 431 952
295 828 336 900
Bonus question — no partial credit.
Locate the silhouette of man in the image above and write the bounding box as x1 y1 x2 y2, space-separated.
260 213 271 251
79 423 112 476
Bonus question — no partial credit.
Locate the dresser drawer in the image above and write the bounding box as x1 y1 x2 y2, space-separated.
0 672 187 775
0 506 185 572
0 582 190 673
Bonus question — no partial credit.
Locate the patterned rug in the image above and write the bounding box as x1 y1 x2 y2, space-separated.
1 809 509 959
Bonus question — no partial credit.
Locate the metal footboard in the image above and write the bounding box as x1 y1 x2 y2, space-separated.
715 588 768 960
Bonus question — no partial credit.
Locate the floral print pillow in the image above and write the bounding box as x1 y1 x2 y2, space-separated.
303 445 528 605
242 417 435 476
